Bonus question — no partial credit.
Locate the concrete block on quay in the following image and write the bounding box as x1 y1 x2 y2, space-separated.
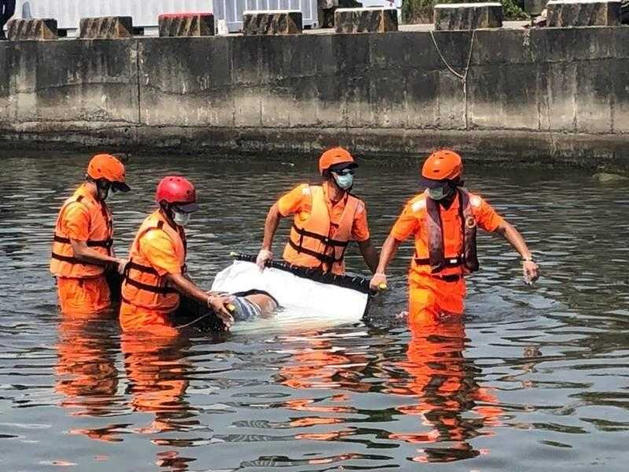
158 13 215 37
523 0 548 16
546 0 621 27
79 16 133 39
6 18 58 41
434 3 503 30
334 8 398 34
242 11 303 35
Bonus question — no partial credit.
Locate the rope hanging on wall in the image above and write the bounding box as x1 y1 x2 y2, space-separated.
429 29 476 128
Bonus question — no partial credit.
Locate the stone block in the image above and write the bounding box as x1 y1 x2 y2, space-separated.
79 16 133 39
334 8 398 33
242 10 302 35
7 18 58 41
523 0 548 16
546 0 621 27
158 13 215 37
434 3 503 31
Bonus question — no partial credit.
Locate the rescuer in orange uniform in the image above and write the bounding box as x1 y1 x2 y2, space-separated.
370 150 539 325
119 176 233 336
256 147 378 275
50 154 130 316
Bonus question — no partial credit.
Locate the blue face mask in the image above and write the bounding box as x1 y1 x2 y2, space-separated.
428 186 449 201
428 180 457 201
333 171 354 190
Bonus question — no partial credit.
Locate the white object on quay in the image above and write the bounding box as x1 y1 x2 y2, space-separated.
15 0 319 35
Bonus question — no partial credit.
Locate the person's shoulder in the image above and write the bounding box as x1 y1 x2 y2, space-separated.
284 183 312 197
141 225 174 247
63 197 90 219
408 192 428 213
463 189 486 209
348 193 366 213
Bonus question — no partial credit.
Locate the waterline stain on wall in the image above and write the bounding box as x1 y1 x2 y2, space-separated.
0 28 628 167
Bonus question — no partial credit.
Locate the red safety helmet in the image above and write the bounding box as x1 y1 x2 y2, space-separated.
420 149 463 187
155 176 199 212
318 147 357 175
87 153 130 192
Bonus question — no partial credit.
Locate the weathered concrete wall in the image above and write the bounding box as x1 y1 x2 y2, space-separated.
1 27 629 167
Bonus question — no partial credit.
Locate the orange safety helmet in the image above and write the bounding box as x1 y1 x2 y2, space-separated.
87 154 130 192
421 150 463 186
155 176 199 212
318 147 357 175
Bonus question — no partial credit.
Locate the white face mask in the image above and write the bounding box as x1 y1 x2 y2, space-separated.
173 210 191 227
333 172 354 190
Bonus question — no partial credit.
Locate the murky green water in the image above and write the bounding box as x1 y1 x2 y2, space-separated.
0 151 628 471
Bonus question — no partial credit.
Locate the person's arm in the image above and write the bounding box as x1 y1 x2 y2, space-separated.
369 235 403 290
257 202 283 269
357 238 379 274
165 273 234 327
70 239 126 273
496 220 539 283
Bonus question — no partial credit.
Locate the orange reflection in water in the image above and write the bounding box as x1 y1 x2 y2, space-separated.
55 313 121 442
121 333 194 434
276 336 369 442
386 316 503 463
122 332 198 471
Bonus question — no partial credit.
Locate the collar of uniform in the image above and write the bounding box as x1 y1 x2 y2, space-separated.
322 181 348 210
77 182 97 204
434 190 461 212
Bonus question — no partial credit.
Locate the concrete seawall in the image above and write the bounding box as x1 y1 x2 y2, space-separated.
1 27 628 167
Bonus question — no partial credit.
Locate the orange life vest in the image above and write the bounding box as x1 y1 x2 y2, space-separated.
412 189 479 277
50 184 113 279
282 185 360 275
121 210 186 313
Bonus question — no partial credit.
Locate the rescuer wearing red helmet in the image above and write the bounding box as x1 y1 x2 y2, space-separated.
369 150 539 325
119 176 233 336
50 153 130 316
256 147 378 275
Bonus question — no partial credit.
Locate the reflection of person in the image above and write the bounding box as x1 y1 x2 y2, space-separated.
370 150 539 325
122 333 193 434
50 154 130 316
387 321 502 463
257 147 378 275
55 317 120 441
0 0 16 40
120 176 234 337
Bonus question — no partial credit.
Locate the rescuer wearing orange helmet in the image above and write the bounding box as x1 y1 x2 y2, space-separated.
50 154 130 316
119 176 233 336
256 147 379 275
369 150 539 325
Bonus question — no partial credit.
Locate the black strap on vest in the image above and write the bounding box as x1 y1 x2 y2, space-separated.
51 252 84 264
288 238 340 265
126 261 159 276
414 255 464 267
53 234 113 248
123 277 177 295
291 223 349 248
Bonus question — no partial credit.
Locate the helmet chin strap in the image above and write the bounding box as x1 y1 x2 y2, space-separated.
159 202 175 223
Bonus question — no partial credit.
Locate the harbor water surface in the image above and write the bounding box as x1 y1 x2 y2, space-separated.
0 152 628 471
